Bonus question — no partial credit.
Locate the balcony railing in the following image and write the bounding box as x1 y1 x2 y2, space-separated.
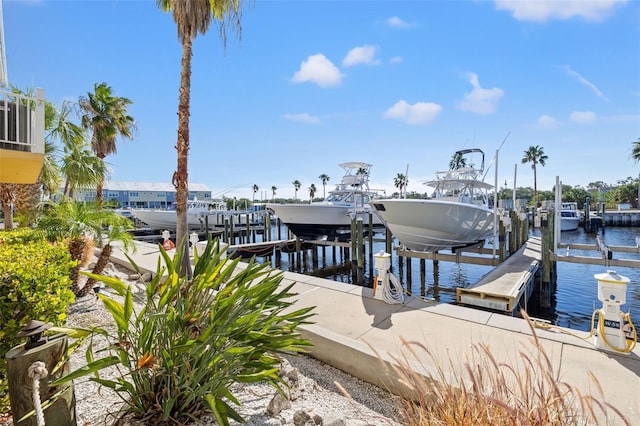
0 88 45 155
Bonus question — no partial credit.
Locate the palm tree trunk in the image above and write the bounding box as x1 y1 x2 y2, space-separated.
533 166 538 207
68 238 86 295
175 35 193 279
81 243 113 296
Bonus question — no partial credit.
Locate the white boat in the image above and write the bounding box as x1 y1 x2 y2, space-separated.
266 162 385 241
372 149 495 252
559 202 581 231
130 199 229 230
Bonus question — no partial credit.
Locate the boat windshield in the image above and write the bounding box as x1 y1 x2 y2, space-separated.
325 192 371 205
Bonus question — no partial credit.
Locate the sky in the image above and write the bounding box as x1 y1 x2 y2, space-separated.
3 0 640 201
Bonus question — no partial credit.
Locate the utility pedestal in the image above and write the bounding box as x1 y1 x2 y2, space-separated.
594 270 631 353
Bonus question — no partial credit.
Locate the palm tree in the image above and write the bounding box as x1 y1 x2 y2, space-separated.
308 183 317 203
394 173 408 198
319 173 330 199
61 141 106 198
252 184 259 203
271 185 277 202
449 152 467 170
521 145 548 207
631 138 640 163
79 82 135 208
82 216 135 296
157 0 246 277
37 200 119 295
292 180 301 200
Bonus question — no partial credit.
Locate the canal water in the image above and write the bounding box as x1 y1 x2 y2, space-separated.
258 224 640 334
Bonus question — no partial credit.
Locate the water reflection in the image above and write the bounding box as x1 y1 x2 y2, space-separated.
256 224 639 333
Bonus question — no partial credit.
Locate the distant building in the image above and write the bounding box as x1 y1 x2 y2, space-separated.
69 181 212 208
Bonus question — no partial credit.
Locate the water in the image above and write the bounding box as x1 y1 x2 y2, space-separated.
250 224 640 334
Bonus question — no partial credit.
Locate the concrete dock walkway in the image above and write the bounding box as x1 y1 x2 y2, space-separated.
108 240 640 423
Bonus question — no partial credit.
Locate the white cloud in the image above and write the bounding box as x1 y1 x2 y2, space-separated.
383 100 442 125
569 111 597 124
562 65 609 101
385 16 415 28
494 0 628 23
283 113 321 124
537 115 558 128
342 45 380 67
457 72 504 115
389 56 403 64
291 54 344 88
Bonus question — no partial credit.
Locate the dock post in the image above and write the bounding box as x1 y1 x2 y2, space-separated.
509 210 517 256
406 256 412 288
601 202 606 234
420 258 426 293
275 246 281 268
277 218 282 240
295 237 302 272
499 219 506 262
357 217 364 268
540 211 557 308
245 214 251 244
312 245 318 269
385 229 393 271
368 214 374 280
223 218 230 245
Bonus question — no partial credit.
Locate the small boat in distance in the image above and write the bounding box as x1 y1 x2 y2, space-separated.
559 202 581 231
130 199 228 230
266 162 385 241
372 148 495 252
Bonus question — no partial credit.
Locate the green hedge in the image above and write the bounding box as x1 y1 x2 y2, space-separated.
0 229 76 414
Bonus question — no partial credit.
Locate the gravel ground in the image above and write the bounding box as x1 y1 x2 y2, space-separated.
62 261 404 426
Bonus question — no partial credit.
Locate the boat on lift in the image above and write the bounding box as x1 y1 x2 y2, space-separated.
559 202 581 231
266 162 385 241
372 148 495 252
130 199 229 230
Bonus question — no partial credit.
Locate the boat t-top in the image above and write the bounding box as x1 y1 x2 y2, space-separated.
266 162 385 241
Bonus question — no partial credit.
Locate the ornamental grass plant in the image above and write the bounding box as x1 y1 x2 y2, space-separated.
389 311 630 426
50 238 315 425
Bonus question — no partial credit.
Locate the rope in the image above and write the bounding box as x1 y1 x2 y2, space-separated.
28 361 48 426
383 273 405 304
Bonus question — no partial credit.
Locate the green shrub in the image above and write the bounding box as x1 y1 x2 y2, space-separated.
0 231 75 414
51 239 314 425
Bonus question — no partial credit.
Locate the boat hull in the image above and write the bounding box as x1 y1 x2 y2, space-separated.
560 217 580 231
130 209 235 230
372 199 495 252
266 203 383 240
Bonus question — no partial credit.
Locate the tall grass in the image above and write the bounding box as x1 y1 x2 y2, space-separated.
389 311 630 425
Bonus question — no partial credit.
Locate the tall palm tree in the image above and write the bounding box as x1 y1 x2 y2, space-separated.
308 183 317 203
394 173 408 198
292 180 301 200
319 173 330 199
271 185 277 202
157 0 246 277
252 183 259 203
521 145 548 207
79 82 135 208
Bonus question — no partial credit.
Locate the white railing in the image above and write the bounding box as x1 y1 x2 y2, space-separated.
0 88 45 154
